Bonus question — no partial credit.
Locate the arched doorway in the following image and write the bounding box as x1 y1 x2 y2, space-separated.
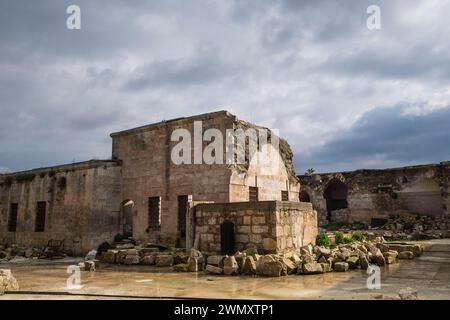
324 179 348 221
220 220 235 255
299 191 311 202
120 199 134 237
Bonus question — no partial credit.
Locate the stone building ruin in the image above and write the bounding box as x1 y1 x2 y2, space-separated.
0 111 316 255
298 162 450 227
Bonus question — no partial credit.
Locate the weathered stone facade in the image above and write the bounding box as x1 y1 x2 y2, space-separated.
0 111 307 254
0 161 122 255
191 201 317 254
299 162 450 226
110 111 300 246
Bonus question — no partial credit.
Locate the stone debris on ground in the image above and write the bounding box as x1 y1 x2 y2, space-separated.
1 233 425 280
0 244 52 262
327 213 449 241
0 269 19 294
398 287 419 300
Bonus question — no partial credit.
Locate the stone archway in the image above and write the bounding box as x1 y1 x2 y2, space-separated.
324 179 348 221
299 191 311 202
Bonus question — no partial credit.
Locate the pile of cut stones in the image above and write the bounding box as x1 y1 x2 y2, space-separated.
94 237 423 277
327 213 449 241
0 269 20 294
374 214 449 240
0 244 44 263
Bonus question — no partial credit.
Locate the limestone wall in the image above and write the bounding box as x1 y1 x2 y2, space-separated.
111 111 234 245
193 201 317 254
111 110 300 246
0 160 122 255
299 162 449 226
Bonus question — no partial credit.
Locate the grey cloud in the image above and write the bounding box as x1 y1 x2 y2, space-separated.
126 51 238 90
297 105 450 173
0 0 449 174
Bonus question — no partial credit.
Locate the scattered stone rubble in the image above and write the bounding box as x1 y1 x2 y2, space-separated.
94 236 423 278
398 287 419 300
0 244 53 262
0 269 19 294
327 213 449 241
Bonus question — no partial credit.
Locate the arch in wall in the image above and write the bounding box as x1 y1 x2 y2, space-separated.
220 220 235 255
323 179 348 221
299 191 311 202
120 199 135 237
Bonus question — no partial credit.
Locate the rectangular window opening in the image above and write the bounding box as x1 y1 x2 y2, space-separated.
35 201 46 232
148 196 161 230
249 186 259 202
8 203 18 232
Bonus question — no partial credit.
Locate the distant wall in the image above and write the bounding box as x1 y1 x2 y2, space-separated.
193 201 317 254
0 161 122 255
299 162 449 226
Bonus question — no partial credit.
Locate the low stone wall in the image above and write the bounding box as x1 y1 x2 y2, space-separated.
193 201 317 254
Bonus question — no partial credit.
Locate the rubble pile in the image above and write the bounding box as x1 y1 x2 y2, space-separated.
96 237 423 278
0 244 47 263
97 242 189 268
0 269 20 294
327 213 449 241
198 238 422 277
373 214 449 240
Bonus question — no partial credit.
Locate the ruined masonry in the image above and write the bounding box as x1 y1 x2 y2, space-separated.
0 111 316 255
299 163 450 227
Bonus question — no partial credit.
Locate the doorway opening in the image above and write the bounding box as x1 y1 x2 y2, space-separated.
324 179 348 221
220 220 235 255
120 199 135 237
177 195 190 246
299 191 311 202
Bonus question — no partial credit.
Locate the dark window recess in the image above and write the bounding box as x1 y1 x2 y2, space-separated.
35 201 46 232
148 197 161 229
299 191 311 202
177 195 189 238
8 203 18 232
220 220 235 255
281 191 289 201
249 187 259 202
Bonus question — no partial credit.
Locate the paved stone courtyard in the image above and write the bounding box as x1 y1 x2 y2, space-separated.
1 239 449 300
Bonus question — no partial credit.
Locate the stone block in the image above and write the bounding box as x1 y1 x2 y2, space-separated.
205 264 223 275
155 255 174 267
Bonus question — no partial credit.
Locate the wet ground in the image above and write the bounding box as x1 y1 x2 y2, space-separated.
1 239 450 300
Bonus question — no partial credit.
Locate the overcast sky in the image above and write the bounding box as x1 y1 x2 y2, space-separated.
1 0 449 174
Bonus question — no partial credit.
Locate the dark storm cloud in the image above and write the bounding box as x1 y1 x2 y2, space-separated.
0 0 449 173
297 105 450 173
126 51 239 90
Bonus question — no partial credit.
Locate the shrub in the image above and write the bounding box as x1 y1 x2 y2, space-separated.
97 241 111 255
342 237 354 244
351 231 365 242
15 173 36 183
316 232 331 248
335 231 344 245
57 176 67 189
114 233 125 243
3 176 13 187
